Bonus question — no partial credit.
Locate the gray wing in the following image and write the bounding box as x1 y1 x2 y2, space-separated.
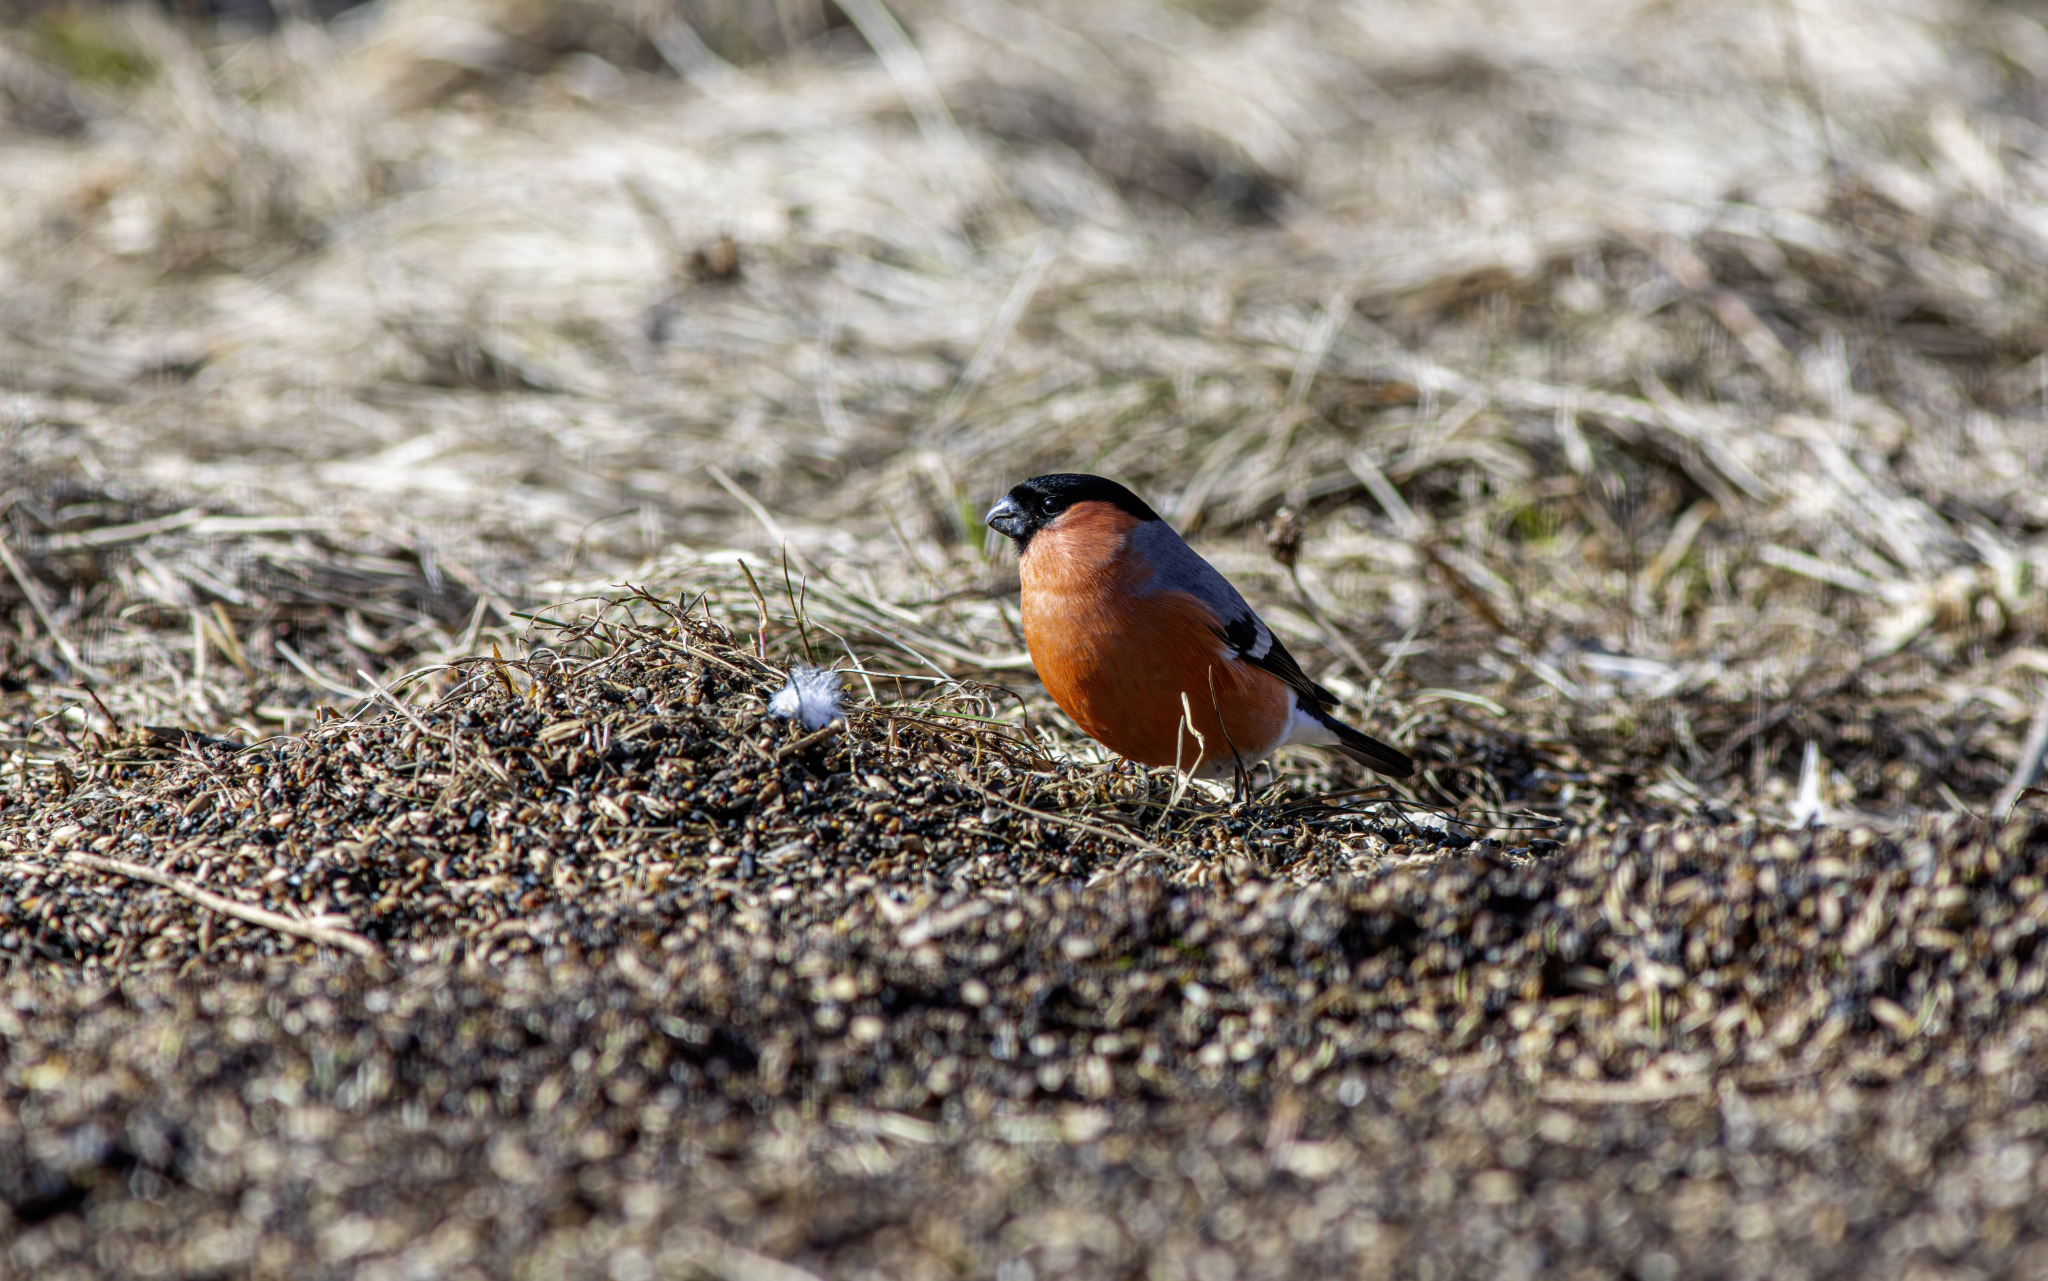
1131 521 1340 708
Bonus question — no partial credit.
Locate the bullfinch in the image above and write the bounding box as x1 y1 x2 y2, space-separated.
986 473 1413 781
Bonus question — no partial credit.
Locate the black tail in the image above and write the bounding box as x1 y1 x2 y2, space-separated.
1308 703 1414 779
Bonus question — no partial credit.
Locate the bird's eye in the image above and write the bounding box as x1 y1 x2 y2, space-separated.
1041 496 1063 514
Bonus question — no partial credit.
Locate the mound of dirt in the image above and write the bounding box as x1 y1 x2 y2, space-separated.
5 596 2046 1279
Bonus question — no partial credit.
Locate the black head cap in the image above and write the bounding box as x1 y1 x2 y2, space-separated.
985 473 1161 548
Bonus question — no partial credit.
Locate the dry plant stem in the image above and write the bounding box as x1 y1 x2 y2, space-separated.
1207 665 1250 802
832 0 979 178
931 239 1057 433
1536 1075 1712 1106
1419 543 1514 637
819 626 881 701
1347 451 1424 538
356 668 436 740
1993 682 2048 820
38 506 203 550
774 720 845 760
277 640 371 700
645 634 762 684
0 527 103 680
1363 618 1424 721
208 602 253 676
1154 692 1206 832
64 850 383 959
707 464 811 576
1287 563 1375 685
77 681 124 735
644 13 737 88
1287 288 1353 406
736 559 772 660
961 777 1175 865
780 546 815 664
487 643 520 701
882 505 941 593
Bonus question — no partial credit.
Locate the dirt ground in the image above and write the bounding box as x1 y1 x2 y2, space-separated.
4 0 2048 1277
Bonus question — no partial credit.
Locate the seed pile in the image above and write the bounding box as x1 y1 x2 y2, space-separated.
4 599 2048 1278
0 591 1532 976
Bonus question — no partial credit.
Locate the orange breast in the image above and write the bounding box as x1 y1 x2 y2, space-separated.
1019 504 1291 771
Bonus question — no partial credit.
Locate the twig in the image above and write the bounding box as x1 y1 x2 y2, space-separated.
76 680 124 735
962 778 1176 864
64 850 383 959
1993 682 2048 821
644 633 770 684
775 720 846 760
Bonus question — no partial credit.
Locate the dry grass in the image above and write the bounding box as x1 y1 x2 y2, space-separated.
2 0 2045 821
3 0 2048 1275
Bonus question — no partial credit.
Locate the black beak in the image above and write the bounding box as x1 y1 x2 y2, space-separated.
985 494 1028 541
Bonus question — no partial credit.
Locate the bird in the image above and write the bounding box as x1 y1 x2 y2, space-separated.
985 473 1413 783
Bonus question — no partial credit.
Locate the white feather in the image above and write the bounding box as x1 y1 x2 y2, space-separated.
767 664 844 731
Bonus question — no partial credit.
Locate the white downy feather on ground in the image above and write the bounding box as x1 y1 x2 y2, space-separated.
768 665 845 731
